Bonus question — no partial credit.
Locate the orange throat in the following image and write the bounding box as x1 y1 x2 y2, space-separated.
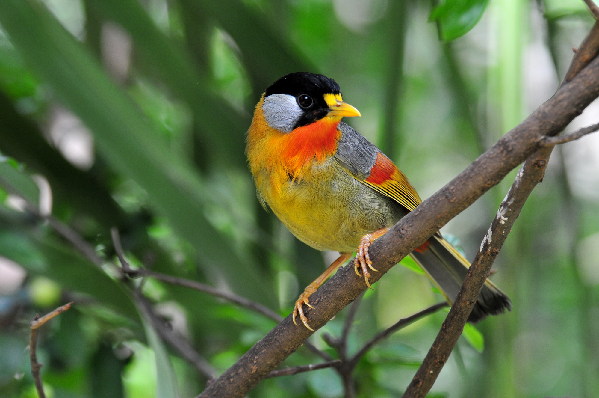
278 118 341 178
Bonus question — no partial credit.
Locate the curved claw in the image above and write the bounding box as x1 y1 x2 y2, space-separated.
354 232 383 287
292 293 315 331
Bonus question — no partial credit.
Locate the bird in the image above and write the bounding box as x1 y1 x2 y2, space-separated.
246 72 511 331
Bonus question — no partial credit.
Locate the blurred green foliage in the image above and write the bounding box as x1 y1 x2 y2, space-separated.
0 0 598 397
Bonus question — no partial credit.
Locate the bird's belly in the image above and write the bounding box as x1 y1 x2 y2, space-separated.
262 161 405 253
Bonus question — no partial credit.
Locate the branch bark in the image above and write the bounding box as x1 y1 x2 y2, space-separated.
401 11 599 396
198 34 599 398
402 146 554 397
30 302 74 398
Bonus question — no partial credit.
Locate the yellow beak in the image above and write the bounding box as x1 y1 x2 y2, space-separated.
324 93 361 118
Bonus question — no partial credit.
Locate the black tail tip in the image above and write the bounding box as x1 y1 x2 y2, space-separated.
468 291 512 323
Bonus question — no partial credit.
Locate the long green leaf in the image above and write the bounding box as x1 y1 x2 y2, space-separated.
0 91 128 224
87 0 247 168
182 0 315 90
0 225 140 324
0 158 39 206
0 0 271 302
430 0 489 41
141 310 180 398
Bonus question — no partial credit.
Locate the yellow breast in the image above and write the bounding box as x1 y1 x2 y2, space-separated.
246 98 403 252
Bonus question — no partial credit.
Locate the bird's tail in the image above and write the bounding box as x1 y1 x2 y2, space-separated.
410 234 511 322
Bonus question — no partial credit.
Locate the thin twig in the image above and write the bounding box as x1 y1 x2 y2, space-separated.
265 360 342 378
29 302 74 398
541 122 599 146
135 291 218 380
132 267 281 322
30 302 74 330
111 228 282 322
110 228 332 367
322 293 363 353
110 228 133 270
402 147 553 398
349 302 448 368
133 254 331 361
336 294 364 398
111 229 217 379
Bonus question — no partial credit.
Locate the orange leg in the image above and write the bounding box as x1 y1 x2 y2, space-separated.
354 227 389 287
293 253 352 331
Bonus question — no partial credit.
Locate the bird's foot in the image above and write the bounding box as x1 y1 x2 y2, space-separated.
293 286 316 331
291 253 352 331
354 228 389 287
354 234 378 287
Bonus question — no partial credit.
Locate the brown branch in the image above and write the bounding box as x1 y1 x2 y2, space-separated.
541 121 599 146
564 2 599 82
402 146 554 397
320 301 446 398
197 27 599 398
29 302 74 398
584 0 599 19
265 360 342 378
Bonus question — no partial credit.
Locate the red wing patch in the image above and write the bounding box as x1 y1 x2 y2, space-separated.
365 152 397 185
362 152 422 212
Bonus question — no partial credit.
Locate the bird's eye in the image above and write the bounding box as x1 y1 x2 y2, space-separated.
297 94 314 110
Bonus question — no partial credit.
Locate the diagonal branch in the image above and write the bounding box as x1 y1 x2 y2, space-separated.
197 29 599 398
401 10 599 396
583 0 599 19
401 146 554 397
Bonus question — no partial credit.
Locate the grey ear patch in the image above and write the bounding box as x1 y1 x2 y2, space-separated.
262 94 302 133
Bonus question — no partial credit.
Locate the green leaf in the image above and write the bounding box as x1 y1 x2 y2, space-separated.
462 322 485 352
0 0 272 303
141 312 180 398
0 227 140 325
181 0 315 90
88 0 247 168
543 0 590 19
0 43 39 98
0 156 39 206
430 0 489 41
399 255 425 275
